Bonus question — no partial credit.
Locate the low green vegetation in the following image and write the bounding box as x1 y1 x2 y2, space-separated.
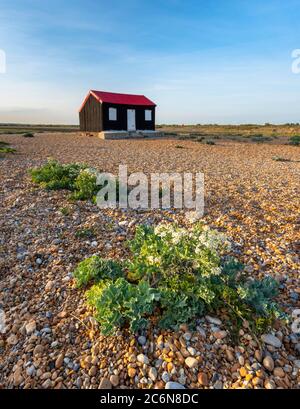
74 255 123 287
196 137 205 142
30 159 98 201
0 123 79 134
0 141 16 155
71 169 98 201
59 206 72 216
251 135 272 143
289 135 300 146
30 159 129 203
73 223 284 337
75 227 95 239
23 132 34 138
272 156 291 162
0 141 9 147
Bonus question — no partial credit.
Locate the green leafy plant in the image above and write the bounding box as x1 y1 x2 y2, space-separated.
0 146 16 154
30 159 86 191
73 255 123 287
126 224 283 332
90 278 160 334
70 169 98 201
75 223 284 336
30 159 129 204
289 135 300 146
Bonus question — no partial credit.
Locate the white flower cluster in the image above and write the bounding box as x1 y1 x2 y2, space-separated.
79 167 97 176
195 227 231 254
154 222 231 252
146 255 161 265
154 223 188 244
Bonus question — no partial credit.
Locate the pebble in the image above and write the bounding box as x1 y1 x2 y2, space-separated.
198 372 208 386
165 382 185 389
25 320 36 335
197 327 206 338
213 380 223 389
183 332 192 341
273 367 285 378
254 350 262 362
161 371 170 383
42 379 52 389
88 366 97 376
128 368 136 378
55 353 65 369
149 367 157 382
137 354 149 365
187 346 196 356
26 366 36 377
239 367 247 377
261 334 282 348
99 377 112 389
13 368 23 387
7 334 18 345
41 327 51 334
294 360 300 369
128 353 136 363
206 315 222 326
110 374 119 387
185 357 198 368
264 379 276 389
224 349 234 363
33 344 44 355
137 336 147 346
263 356 274 372
45 280 54 292
214 330 227 340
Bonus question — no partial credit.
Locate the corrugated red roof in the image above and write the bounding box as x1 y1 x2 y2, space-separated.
79 90 156 112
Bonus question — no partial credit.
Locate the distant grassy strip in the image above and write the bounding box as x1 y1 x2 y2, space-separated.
0 124 79 134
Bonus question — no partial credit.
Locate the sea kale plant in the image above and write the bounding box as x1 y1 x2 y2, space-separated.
74 222 284 337
30 159 126 202
74 255 123 287
30 159 98 201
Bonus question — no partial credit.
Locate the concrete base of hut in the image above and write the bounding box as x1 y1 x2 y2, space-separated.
81 130 163 139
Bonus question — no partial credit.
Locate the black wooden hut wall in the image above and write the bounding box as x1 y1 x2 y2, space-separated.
79 94 156 132
101 103 155 131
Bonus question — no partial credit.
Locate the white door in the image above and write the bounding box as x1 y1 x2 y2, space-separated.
127 109 136 131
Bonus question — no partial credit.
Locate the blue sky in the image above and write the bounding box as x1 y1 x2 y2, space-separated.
0 0 299 124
